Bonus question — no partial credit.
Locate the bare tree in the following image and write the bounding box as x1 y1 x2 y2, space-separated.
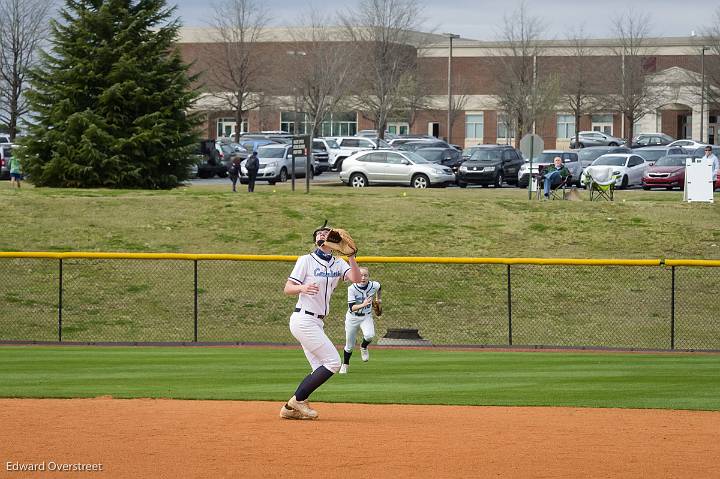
286 12 354 138
607 12 660 144
205 0 269 142
563 28 600 148
699 9 720 121
494 1 560 148
447 77 471 142
0 0 51 140
395 70 432 131
340 0 427 139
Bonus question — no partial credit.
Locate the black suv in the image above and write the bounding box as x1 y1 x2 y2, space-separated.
456 145 523 188
414 147 464 174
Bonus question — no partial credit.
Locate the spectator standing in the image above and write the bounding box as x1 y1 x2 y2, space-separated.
9 154 22 189
702 146 719 188
246 151 260 192
228 153 242 192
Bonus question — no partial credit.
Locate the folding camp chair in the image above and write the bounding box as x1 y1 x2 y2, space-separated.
536 165 572 200
584 166 618 201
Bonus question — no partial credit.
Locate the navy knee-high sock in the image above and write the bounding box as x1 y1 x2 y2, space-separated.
294 366 334 401
361 339 371 349
343 350 352 365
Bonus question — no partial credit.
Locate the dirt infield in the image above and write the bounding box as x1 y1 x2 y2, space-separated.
1 399 718 478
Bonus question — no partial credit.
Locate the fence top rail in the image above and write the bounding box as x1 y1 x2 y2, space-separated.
665 259 720 267
0 252 673 266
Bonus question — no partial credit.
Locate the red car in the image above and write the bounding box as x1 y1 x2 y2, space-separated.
642 155 686 190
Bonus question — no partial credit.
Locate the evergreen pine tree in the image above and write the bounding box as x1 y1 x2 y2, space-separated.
21 0 199 188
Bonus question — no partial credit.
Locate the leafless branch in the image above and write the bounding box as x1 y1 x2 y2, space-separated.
339 0 428 138
493 1 559 148
202 0 269 141
0 0 51 139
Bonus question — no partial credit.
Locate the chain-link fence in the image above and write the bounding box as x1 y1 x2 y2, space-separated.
1 253 718 350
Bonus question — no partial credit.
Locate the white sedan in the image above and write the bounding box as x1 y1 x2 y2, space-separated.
580 153 648 189
338 149 456 188
666 139 706 151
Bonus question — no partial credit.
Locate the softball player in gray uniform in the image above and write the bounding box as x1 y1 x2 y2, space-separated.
340 267 381 374
280 225 362 420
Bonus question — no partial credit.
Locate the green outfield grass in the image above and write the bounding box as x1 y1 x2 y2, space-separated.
1 183 720 349
1 183 719 259
1 346 718 411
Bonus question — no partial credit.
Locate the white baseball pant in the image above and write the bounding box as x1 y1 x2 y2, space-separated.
344 315 375 352
289 313 341 373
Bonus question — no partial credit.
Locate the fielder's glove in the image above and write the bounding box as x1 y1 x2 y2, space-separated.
324 228 357 256
372 297 382 317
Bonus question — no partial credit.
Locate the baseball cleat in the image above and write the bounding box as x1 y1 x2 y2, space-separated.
280 404 306 420
287 396 319 419
361 348 369 362
339 364 348 374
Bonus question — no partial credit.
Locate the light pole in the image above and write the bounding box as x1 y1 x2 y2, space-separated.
700 45 709 143
444 33 460 144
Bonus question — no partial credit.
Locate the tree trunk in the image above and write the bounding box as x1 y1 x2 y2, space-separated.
234 101 243 143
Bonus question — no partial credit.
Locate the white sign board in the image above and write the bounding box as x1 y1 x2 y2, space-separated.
519 134 544 161
684 157 714 203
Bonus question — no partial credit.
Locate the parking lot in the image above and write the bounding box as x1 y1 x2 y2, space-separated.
189 171 659 191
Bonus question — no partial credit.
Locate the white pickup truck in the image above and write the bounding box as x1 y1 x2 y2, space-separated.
325 136 391 171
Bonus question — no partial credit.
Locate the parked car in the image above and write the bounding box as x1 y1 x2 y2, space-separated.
570 131 626 148
633 146 670 166
413 147 464 174
687 145 720 159
387 136 436 148
239 143 313 185
460 145 484 161
641 154 687 190
315 137 340 168
329 136 391 171
0 134 10 145
456 144 523 188
517 150 580 188
238 138 281 153
355 129 391 138
666 139 706 151
338 149 455 188
196 139 230 178
0 144 12 180
630 133 674 148
580 153 648 188
240 132 293 144
577 146 632 180
311 139 330 174
395 139 453 151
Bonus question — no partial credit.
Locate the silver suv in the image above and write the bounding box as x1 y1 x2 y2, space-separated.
327 136 391 171
240 144 314 185
570 131 626 149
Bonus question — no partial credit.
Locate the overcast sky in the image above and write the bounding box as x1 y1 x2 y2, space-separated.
171 0 718 40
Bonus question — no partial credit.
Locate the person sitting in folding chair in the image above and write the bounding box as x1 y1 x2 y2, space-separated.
539 156 570 199
584 165 618 201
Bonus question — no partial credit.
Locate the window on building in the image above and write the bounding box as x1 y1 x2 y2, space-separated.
216 118 248 138
387 122 409 135
465 113 484 139
316 112 357 137
280 112 310 134
591 114 613 135
497 113 515 142
556 114 575 139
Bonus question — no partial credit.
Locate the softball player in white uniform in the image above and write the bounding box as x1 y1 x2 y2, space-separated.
340 267 381 374
280 225 362 420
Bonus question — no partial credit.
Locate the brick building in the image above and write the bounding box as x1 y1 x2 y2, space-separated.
177 28 716 148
